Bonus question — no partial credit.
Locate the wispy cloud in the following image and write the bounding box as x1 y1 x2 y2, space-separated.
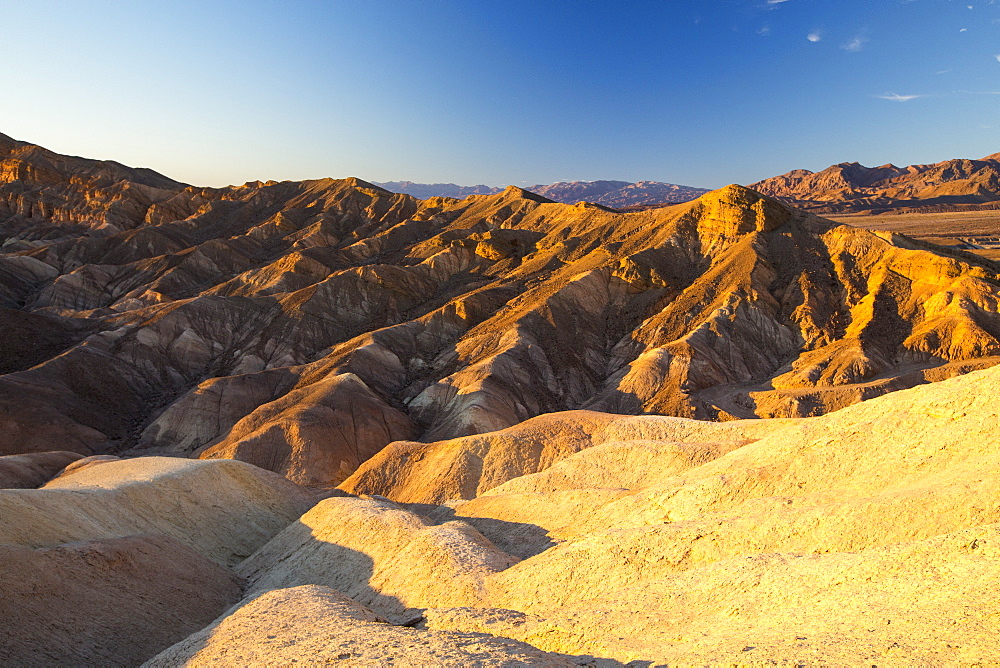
877 92 923 102
807 30 822 42
758 25 772 36
766 0 791 4
842 35 869 52
995 54 1000 62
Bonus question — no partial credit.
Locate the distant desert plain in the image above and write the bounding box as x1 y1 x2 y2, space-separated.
3 131 1000 665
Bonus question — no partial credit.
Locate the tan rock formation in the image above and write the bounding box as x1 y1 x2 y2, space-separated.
0 457 318 565
0 534 242 666
145 585 576 667
199 372 416 487
238 496 516 623
340 410 794 504
221 363 1000 664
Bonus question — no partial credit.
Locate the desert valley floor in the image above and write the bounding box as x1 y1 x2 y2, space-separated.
2 133 1000 665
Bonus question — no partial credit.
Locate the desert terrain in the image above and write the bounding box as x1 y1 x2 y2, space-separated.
3 131 1000 665
830 208 1000 261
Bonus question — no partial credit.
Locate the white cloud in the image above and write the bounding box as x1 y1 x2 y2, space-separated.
877 92 923 101
807 31 822 42
758 25 772 35
995 54 1000 62
842 35 869 51
960 27 968 32
766 0 791 4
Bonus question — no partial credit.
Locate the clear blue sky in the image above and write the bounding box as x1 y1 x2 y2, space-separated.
3 0 998 188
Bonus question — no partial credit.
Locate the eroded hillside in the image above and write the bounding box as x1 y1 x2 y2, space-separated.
751 153 1000 213
3 131 1000 488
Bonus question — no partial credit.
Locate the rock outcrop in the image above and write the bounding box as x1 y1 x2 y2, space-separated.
238 496 516 623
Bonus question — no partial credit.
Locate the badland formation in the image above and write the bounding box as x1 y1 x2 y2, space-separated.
2 131 1000 664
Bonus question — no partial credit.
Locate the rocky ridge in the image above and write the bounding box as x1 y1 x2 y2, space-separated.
3 132 1000 489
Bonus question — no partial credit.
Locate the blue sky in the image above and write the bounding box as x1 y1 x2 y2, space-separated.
2 0 998 188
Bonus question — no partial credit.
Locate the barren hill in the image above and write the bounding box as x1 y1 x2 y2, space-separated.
751 153 1000 213
3 132 1000 488
3 364 999 664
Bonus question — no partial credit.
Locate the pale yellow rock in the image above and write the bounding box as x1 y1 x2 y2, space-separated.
237 496 516 622
144 585 577 667
0 457 317 566
342 410 795 504
313 365 1000 663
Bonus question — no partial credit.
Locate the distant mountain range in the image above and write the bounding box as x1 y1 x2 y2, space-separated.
374 179 710 209
751 153 1000 213
381 152 1000 215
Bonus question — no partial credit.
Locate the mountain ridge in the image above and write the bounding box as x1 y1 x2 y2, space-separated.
3 132 1000 489
374 178 710 209
751 153 1000 213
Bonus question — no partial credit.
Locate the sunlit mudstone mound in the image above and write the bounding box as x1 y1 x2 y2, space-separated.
145 585 575 667
318 364 1000 663
0 457 318 565
0 534 242 666
237 496 516 623
197 372 417 487
339 409 794 504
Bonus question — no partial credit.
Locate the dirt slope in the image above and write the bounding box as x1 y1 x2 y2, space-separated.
0 457 318 565
0 534 242 666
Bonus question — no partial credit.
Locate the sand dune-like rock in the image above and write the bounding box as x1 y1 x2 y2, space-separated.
0 534 242 667
0 450 83 488
421 364 1000 662
145 585 576 667
0 457 317 565
238 496 516 622
341 410 795 504
253 363 1000 664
